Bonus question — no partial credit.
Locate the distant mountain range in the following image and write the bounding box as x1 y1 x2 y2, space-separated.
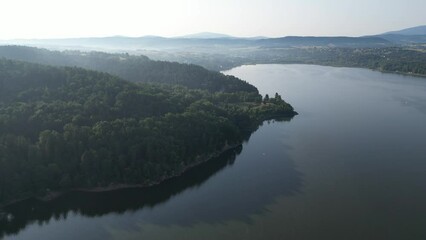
377 25 426 44
178 32 235 39
0 36 391 50
383 25 426 35
1 26 425 51
178 32 267 40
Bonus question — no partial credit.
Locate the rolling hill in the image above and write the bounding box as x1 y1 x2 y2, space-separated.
383 25 426 35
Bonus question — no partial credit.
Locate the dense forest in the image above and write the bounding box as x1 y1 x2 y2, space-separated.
0 46 256 92
0 59 295 205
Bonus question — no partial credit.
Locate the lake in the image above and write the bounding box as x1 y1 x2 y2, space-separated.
2 64 426 240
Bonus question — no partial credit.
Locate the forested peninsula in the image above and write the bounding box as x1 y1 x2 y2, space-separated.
0 52 296 206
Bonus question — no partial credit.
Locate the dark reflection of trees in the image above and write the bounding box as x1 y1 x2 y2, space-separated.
0 117 303 238
0 147 242 237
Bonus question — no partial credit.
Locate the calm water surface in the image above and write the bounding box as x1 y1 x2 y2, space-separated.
2 64 426 240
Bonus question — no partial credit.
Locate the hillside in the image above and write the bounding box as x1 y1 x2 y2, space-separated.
0 46 257 93
179 32 235 39
383 25 426 35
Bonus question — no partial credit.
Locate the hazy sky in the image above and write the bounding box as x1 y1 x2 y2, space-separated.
1 0 425 39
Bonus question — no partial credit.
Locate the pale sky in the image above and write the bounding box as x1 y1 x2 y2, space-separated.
1 0 425 39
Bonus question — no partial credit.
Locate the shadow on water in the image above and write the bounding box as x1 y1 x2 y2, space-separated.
0 117 303 238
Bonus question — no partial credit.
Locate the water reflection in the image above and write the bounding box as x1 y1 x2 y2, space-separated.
0 117 302 238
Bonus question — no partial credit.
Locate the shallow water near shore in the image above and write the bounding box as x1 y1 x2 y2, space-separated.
3 64 426 240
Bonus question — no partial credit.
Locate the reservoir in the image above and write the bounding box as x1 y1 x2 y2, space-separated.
3 64 426 240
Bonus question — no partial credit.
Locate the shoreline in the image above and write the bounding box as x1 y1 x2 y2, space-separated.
0 112 297 210
222 62 426 79
38 142 242 202
0 143 243 208
40 143 242 202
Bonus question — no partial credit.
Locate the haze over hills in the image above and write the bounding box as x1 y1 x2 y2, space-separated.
1 26 425 51
1 26 424 74
258 36 390 47
0 29 422 53
1 25 424 75
0 34 397 51
1 18 426 49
